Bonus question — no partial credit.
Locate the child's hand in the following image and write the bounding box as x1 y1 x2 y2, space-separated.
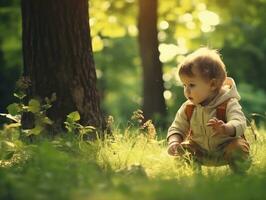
207 117 226 136
167 141 184 156
207 118 236 137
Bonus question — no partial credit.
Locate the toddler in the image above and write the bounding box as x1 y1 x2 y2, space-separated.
167 47 251 174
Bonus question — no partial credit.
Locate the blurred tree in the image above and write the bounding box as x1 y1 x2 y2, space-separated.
20 0 105 134
0 0 22 114
209 0 266 91
138 0 166 121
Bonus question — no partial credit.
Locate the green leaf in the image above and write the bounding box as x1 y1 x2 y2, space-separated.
84 126 96 131
67 111 80 122
14 91 26 100
42 117 53 125
25 125 43 136
42 104 52 110
0 114 20 123
7 103 20 116
28 99 41 113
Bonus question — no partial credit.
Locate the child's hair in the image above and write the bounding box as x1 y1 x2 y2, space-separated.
178 47 227 89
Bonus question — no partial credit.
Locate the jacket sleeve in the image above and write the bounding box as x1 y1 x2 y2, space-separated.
167 102 190 141
226 98 247 137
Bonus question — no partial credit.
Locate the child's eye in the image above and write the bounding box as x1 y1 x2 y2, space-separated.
189 83 195 88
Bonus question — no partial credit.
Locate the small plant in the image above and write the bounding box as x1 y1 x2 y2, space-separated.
0 76 56 137
141 120 157 140
106 115 114 133
131 109 145 125
128 109 157 140
64 111 96 146
0 89 56 163
0 92 55 136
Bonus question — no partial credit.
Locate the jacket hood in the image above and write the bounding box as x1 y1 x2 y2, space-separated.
205 77 240 108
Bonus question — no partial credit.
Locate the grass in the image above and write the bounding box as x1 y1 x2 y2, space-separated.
0 125 266 200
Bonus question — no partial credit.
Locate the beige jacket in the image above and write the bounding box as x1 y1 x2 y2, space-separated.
167 77 246 152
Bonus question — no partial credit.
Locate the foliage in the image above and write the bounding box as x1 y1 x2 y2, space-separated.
0 88 102 166
0 92 55 137
238 83 266 118
64 111 97 143
1 0 266 128
0 91 56 165
0 126 21 161
212 0 266 92
0 0 22 113
90 0 266 126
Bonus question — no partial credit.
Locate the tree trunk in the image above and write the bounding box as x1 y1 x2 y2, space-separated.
138 0 166 121
21 0 105 133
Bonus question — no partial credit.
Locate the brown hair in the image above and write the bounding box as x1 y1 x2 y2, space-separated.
178 47 227 88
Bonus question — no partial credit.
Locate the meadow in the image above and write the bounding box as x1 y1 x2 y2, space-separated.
1 1 266 199
0 119 265 200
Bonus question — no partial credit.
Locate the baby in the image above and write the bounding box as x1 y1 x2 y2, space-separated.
167 47 251 174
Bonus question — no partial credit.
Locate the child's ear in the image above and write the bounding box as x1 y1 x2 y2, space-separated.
210 79 218 91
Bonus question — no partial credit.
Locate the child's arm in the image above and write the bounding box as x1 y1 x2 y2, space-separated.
225 98 247 136
167 102 190 155
207 99 246 137
167 134 183 155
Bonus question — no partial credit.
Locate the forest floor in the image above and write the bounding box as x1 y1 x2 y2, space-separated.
0 124 265 200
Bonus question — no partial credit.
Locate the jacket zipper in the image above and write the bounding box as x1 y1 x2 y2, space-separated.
202 108 210 150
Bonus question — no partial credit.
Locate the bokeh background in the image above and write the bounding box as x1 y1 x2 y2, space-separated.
1 0 266 128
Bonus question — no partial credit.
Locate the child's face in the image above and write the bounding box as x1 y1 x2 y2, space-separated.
180 73 216 105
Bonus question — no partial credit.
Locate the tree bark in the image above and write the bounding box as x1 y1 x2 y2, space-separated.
21 0 105 133
138 0 166 121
